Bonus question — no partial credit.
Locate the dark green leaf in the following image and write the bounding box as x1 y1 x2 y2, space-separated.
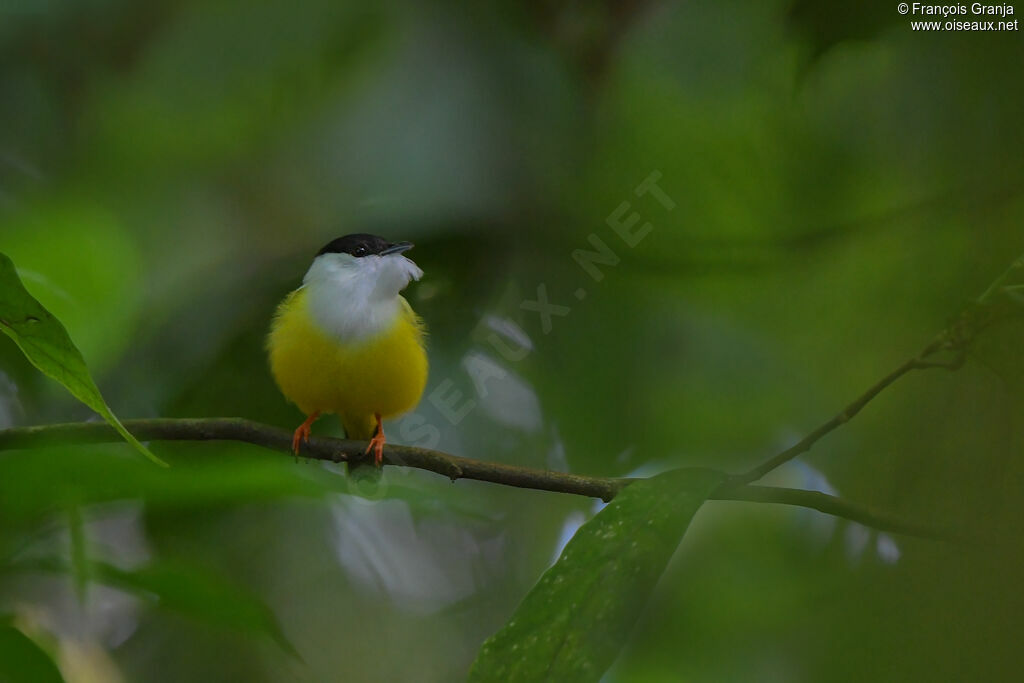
0 252 166 467
0 624 66 683
0 445 333 523
469 468 726 682
95 561 298 657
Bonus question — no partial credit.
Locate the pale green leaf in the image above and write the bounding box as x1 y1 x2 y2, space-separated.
0 252 166 467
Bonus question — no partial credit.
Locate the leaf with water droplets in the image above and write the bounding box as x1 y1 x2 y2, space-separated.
469 468 726 682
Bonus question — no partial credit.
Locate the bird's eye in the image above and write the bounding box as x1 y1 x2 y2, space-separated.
353 245 367 257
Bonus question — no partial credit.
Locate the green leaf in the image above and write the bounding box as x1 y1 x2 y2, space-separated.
469 468 726 683
2 557 298 659
0 623 66 683
94 561 298 658
0 445 336 523
0 252 166 467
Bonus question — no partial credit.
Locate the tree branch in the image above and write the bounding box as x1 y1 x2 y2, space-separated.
0 418 957 542
0 418 626 502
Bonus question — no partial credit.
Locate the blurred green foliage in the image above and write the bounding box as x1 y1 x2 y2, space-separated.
1 0 1023 681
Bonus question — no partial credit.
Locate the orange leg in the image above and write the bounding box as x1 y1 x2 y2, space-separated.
291 411 321 455
365 413 386 467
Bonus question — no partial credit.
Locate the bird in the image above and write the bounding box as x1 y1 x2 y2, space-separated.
267 233 428 467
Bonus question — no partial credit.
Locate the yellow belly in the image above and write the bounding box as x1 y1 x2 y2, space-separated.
267 288 428 438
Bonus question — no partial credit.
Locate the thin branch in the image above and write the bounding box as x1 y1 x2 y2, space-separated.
737 250 1024 485
0 418 956 542
977 254 1024 304
0 418 627 502
736 335 955 485
713 485 967 544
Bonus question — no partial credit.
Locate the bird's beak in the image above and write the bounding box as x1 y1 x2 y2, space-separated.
380 242 413 255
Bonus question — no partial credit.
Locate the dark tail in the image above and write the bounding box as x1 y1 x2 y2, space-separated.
343 414 380 479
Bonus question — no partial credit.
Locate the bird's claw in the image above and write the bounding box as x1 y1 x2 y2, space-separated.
291 424 310 455
291 411 320 457
365 432 386 468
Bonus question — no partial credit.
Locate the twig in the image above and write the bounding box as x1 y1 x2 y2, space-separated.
0 418 956 541
735 335 956 485
737 250 1024 485
713 485 966 544
977 254 1024 304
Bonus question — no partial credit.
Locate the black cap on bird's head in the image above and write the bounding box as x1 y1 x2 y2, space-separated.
305 232 423 295
316 233 413 259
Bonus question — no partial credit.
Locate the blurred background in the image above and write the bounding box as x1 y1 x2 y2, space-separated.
1 0 1023 681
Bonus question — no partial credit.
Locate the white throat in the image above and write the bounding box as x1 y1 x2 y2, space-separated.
303 252 423 343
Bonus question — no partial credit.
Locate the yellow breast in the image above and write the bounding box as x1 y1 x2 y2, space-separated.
267 287 428 438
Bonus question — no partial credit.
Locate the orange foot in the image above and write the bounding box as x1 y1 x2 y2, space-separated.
291 411 321 455
365 413 386 467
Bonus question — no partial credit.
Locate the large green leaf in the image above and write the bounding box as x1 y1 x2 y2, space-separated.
0 252 166 467
0 623 66 683
469 468 726 682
